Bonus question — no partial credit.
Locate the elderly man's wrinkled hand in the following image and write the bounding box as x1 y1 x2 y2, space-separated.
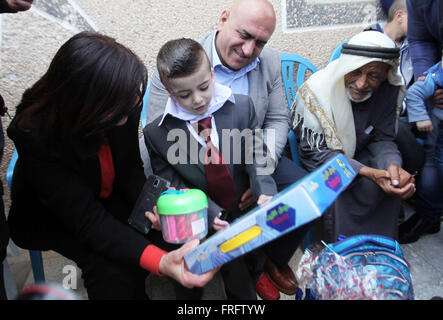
360 166 392 192
386 164 416 199
359 166 415 199
387 164 415 187
390 182 415 200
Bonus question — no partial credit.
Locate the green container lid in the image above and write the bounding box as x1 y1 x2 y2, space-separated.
157 189 208 215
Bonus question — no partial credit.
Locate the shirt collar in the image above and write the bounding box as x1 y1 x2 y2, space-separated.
159 82 235 126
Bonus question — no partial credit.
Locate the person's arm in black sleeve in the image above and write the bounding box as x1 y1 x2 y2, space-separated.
0 0 33 13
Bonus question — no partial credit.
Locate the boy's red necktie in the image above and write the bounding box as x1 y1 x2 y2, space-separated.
197 116 237 210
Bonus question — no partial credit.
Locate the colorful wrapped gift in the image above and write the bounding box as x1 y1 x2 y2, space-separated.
184 154 356 275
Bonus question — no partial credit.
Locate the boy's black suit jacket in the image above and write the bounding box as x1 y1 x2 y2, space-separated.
144 94 277 226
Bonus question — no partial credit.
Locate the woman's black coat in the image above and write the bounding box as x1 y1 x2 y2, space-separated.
6 108 151 266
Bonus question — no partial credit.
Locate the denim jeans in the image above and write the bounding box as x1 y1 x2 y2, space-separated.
435 120 443 183
415 115 443 221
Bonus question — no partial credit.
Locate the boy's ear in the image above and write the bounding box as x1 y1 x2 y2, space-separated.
165 86 172 97
395 10 405 23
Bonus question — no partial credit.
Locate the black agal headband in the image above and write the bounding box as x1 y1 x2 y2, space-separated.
341 43 400 59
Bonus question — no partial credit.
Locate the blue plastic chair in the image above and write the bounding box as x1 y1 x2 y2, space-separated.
6 149 17 190
280 53 318 166
280 53 318 248
140 81 151 130
328 41 348 64
6 150 45 283
281 53 318 109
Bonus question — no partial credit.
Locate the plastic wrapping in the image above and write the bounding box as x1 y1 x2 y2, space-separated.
296 240 412 300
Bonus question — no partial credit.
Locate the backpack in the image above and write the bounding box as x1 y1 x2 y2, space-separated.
296 234 414 300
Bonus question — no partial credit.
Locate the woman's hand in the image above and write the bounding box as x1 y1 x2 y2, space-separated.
158 239 219 288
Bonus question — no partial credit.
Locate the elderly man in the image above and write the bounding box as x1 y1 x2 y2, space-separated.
143 0 308 300
365 0 425 176
291 31 415 242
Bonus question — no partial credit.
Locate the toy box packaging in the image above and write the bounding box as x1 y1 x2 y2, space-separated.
184 154 356 275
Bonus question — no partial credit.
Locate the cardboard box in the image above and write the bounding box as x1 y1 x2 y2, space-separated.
184 154 356 275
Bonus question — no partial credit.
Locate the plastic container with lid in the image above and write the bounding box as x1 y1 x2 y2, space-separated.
156 189 208 244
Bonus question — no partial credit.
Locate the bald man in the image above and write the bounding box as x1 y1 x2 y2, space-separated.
143 0 308 300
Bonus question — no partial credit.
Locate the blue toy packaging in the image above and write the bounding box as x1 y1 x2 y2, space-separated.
184 154 356 275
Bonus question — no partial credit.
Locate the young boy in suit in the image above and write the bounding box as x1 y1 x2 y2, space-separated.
144 38 277 299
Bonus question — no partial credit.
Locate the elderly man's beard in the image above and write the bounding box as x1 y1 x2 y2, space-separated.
346 84 373 103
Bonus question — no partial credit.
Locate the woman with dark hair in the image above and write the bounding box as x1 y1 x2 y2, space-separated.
6 31 215 300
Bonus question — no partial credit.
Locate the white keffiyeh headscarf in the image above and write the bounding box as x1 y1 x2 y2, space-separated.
291 31 404 158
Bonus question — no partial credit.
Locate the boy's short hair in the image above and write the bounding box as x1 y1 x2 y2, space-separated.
387 0 407 22
157 38 210 90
